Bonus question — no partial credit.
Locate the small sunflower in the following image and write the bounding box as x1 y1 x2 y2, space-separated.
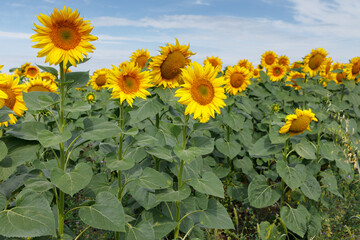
278 55 290 70
332 62 346 84
130 49 151 69
24 77 58 93
279 108 318 137
89 68 109 91
268 64 286 82
175 62 226 123
286 71 306 90
39 72 56 83
237 59 254 70
31 6 98 66
149 38 195 88
86 92 96 104
345 57 360 81
252 67 260 78
261 51 278 70
204 56 223 72
224 65 252 95
303 48 328 77
271 103 280 113
108 62 153 107
25 65 40 78
290 61 303 70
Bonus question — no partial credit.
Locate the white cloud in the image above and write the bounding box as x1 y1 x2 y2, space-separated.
194 0 210 6
0 31 31 39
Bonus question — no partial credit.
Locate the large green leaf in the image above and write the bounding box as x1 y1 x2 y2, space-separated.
156 185 191 202
0 190 56 238
66 71 90 89
258 221 285 240
233 156 258 179
307 206 322 238
249 136 282 158
50 163 93 196
6 121 47 140
190 136 215 155
319 141 341 161
320 171 343 197
293 138 316 160
280 205 309 238
36 64 58 77
0 107 13 122
82 118 122 141
79 191 125 232
83 173 117 198
222 111 245 131
129 97 163 124
105 153 135 171
174 145 203 163
0 142 39 168
37 129 72 147
142 209 177 239
0 141 7 161
248 175 281 208
276 161 306 190
197 199 234 229
64 101 91 112
300 174 321 201
136 168 171 190
0 192 6 211
23 92 59 110
146 146 173 162
130 187 159 210
215 138 241 159
269 125 289 144
188 172 224 198
126 220 155 240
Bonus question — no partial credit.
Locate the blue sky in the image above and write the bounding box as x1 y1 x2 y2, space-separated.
0 0 359 73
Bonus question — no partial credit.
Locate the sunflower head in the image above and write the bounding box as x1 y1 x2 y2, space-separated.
261 51 278 69
278 55 290 70
345 57 360 81
224 65 252 95
130 49 151 69
286 71 306 90
25 65 40 78
90 68 109 91
237 59 254 70
303 48 328 76
332 62 346 84
86 92 96 104
268 64 286 82
271 103 280 113
175 62 226 123
39 72 56 83
25 76 58 93
31 6 98 67
204 56 223 72
279 108 318 137
149 38 195 88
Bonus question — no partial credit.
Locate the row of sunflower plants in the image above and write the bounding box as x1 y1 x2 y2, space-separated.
0 6 360 240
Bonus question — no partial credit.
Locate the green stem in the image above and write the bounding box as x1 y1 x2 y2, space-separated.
74 226 90 240
156 113 160 128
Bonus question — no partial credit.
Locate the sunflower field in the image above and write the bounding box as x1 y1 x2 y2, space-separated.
1 6 360 240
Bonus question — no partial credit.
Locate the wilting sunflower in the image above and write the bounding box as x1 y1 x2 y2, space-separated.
31 6 98 67
130 49 151 69
224 65 252 95
303 48 328 77
268 64 286 82
25 65 40 78
39 72 56 83
0 74 27 126
89 68 109 91
175 62 226 123
204 56 223 72
261 51 277 69
279 108 318 137
149 38 195 88
25 77 58 93
286 71 306 90
108 62 153 107
345 57 360 81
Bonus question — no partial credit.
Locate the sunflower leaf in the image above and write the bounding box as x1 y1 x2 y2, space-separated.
23 92 59 111
293 138 316 160
0 107 13 122
248 175 281 208
36 64 58 77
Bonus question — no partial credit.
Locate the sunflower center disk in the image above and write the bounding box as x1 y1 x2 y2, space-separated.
352 61 360 75
27 68 38 77
0 87 16 109
309 54 325 70
191 81 214 105
265 55 275 65
95 75 107 86
160 51 186 80
121 76 140 94
28 85 51 92
209 60 219 68
336 73 345 83
136 56 148 69
289 115 311 134
230 73 245 88
273 67 282 76
51 22 81 50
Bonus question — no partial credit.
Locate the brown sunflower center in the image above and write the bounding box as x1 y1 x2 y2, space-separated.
95 74 107 86
191 80 214 105
209 59 219 68
0 87 16 109
160 50 186 80
265 55 275 65
42 76 51 81
273 67 283 77
51 22 81 50
309 54 325 70
136 56 148 69
289 115 311 134
253 69 259 76
28 85 50 92
352 61 360 75
120 75 140 94
230 72 245 88
336 73 345 83
279 58 288 66
27 67 38 77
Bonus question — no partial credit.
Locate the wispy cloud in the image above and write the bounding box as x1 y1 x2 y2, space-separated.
194 0 210 6
0 31 31 39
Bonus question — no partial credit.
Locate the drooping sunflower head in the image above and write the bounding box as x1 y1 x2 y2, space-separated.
85 92 96 104
237 59 254 70
24 76 58 93
285 71 306 90
25 65 40 78
261 51 278 69
224 65 252 95
89 68 110 91
279 108 318 137
39 72 56 83
345 57 360 81
303 48 328 76
268 64 286 82
0 73 27 117
31 6 98 67
204 56 223 72
149 38 195 88
175 62 226 123
130 49 151 69
108 62 153 107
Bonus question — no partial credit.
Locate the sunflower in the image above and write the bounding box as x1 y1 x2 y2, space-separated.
345 57 360 81
130 49 151 69
108 62 153 107
89 68 109 91
0 74 27 126
0 65 3 71
31 6 98 67
331 62 346 84
149 38 195 88
175 62 226 123
224 65 252 95
286 71 306 90
237 59 254 70
268 64 286 82
319 58 334 86
25 65 40 78
0 89 7 109
290 61 303 70
24 77 58 93
39 72 56 83
303 48 327 77
261 51 277 69
204 56 223 72
278 55 290 70
279 108 318 137
85 92 96 104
